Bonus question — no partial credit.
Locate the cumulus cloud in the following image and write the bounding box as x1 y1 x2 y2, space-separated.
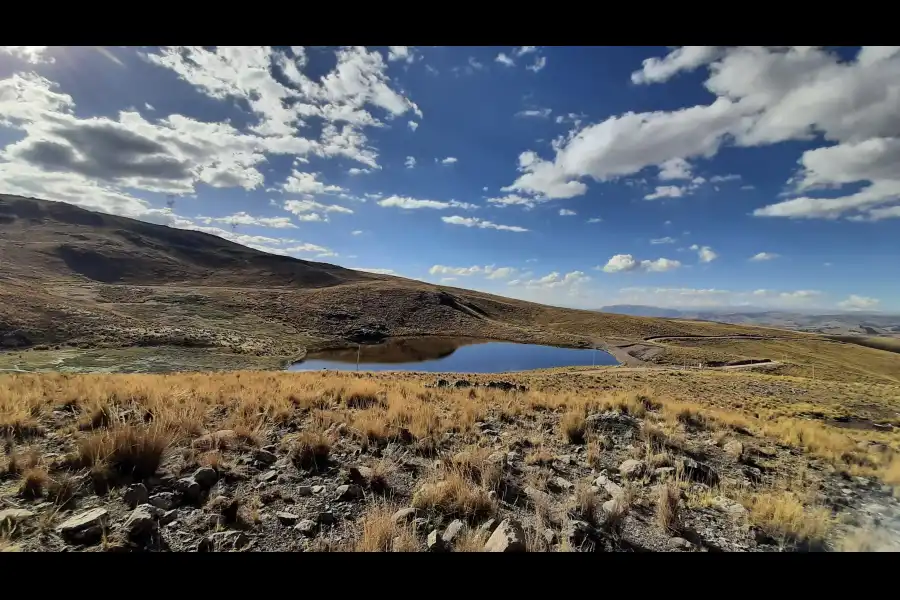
440 156 458 165
559 208 576 216
0 46 54 64
281 199 352 223
516 108 552 119
644 185 685 200
355 267 396 275
587 217 603 223
486 194 545 209
429 264 518 280
441 215 528 232
405 156 416 169
526 56 547 73
838 295 880 310
615 286 831 309
630 46 721 85
512 270 590 289
495 53 515 67
690 244 718 263
195 211 297 229
387 46 416 64
658 157 693 180
408 121 418 132
749 252 779 261
377 195 478 210
599 254 682 273
650 237 676 244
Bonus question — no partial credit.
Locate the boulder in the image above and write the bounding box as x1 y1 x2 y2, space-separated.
442 519 465 545
678 458 719 485
335 484 363 501
311 485 326 495
317 511 336 525
276 511 300 525
392 507 419 524
175 477 202 502
479 518 499 534
192 467 219 488
296 486 313 497
0 508 35 526
667 536 693 550
56 508 108 544
548 477 574 493
564 520 592 547
594 474 624 499
349 466 374 485
149 492 178 510
253 449 277 466
426 529 446 552
484 519 526 552
198 530 250 552
258 470 278 483
618 459 645 479
295 519 318 537
124 505 158 538
123 483 149 509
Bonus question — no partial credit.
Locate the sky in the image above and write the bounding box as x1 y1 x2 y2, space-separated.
1 45 898 313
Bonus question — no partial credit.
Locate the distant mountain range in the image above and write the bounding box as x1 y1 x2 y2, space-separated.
598 305 900 338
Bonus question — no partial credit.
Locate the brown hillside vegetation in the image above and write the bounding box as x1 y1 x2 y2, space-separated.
1 370 898 552
4 195 900 386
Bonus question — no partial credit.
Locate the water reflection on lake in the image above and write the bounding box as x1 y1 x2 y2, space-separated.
287 337 617 373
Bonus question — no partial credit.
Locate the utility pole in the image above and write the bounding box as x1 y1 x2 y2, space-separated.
356 344 361 372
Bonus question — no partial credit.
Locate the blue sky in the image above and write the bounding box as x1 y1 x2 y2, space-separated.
1 46 898 312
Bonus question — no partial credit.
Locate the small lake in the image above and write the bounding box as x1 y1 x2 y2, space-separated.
287 336 617 373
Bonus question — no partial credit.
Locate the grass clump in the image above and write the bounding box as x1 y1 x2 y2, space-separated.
560 409 587 444
411 470 496 521
75 423 174 481
655 482 681 532
743 490 832 548
285 431 330 472
353 504 419 552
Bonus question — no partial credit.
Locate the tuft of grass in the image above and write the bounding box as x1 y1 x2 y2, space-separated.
571 483 599 525
75 424 174 481
285 431 330 472
603 495 630 536
560 409 587 444
525 446 555 466
455 527 488 552
353 504 418 552
19 467 49 499
47 472 79 506
411 470 496 521
449 447 502 490
655 482 681 532
743 490 832 548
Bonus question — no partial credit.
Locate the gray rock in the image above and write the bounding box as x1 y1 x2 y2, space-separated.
392 507 420 524
317 511 336 525
193 467 219 488
556 454 574 465
667 537 693 550
123 483 149 509
258 470 278 483
594 474 624 499
124 505 158 538
548 476 574 493
194 429 237 451
484 519 526 552
426 529 446 552
335 484 363 501
253 449 277 466
442 519 465 545
296 486 313 497
295 519 318 536
311 485 326 495
479 518 499 534
149 492 178 510
276 511 300 525
653 467 676 480
198 530 250 552
524 486 552 506
711 496 747 517
56 508 108 544
618 459 645 479
0 508 35 526
678 458 719 485
175 477 202 502
262 444 277 453
160 510 178 526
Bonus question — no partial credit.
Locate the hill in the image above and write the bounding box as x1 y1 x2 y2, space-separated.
3 195 900 384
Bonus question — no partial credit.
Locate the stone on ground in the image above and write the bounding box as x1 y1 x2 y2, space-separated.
484 519 526 552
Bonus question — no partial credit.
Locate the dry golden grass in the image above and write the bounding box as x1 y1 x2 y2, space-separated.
571 483 600 525
353 503 418 552
455 528 489 552
560 409 587 444
655 482 681 532
742 490 832 547
282 431 330 472
411 470 496 521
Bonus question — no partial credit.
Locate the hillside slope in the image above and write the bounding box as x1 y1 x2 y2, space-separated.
3 195 900 383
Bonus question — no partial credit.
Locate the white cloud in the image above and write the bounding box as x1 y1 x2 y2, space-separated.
0 46 54 64
749 252 779 261
631 46 721 85
599 254 682 273
515 47 537 57
282 199 353 223
526 56 547 73
516 108 552 119
644 185 685 200
559 208 576 216
838 295 880 310
355 267 396 275
281 170 344 195
347 167 372 176
441 215 529 232
650 237 676 245
377 195 478 210
196 211 297 229
405 156 416 169
615 286 830 309
495 53 515 67
587 217 603 223
513 270 590 290
387 46 416 64
440 156 458 165
408 121 419 132
658 157 693 180
429 265 484 276
351 230 363 235
690 244 718 263
710 174 741 183
779 290 822 299
486 266 517 280
486 193 544 209
440 277 458 284
284 242 336 257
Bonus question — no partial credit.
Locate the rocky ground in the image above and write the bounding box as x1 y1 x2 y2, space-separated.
1 370 899 552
